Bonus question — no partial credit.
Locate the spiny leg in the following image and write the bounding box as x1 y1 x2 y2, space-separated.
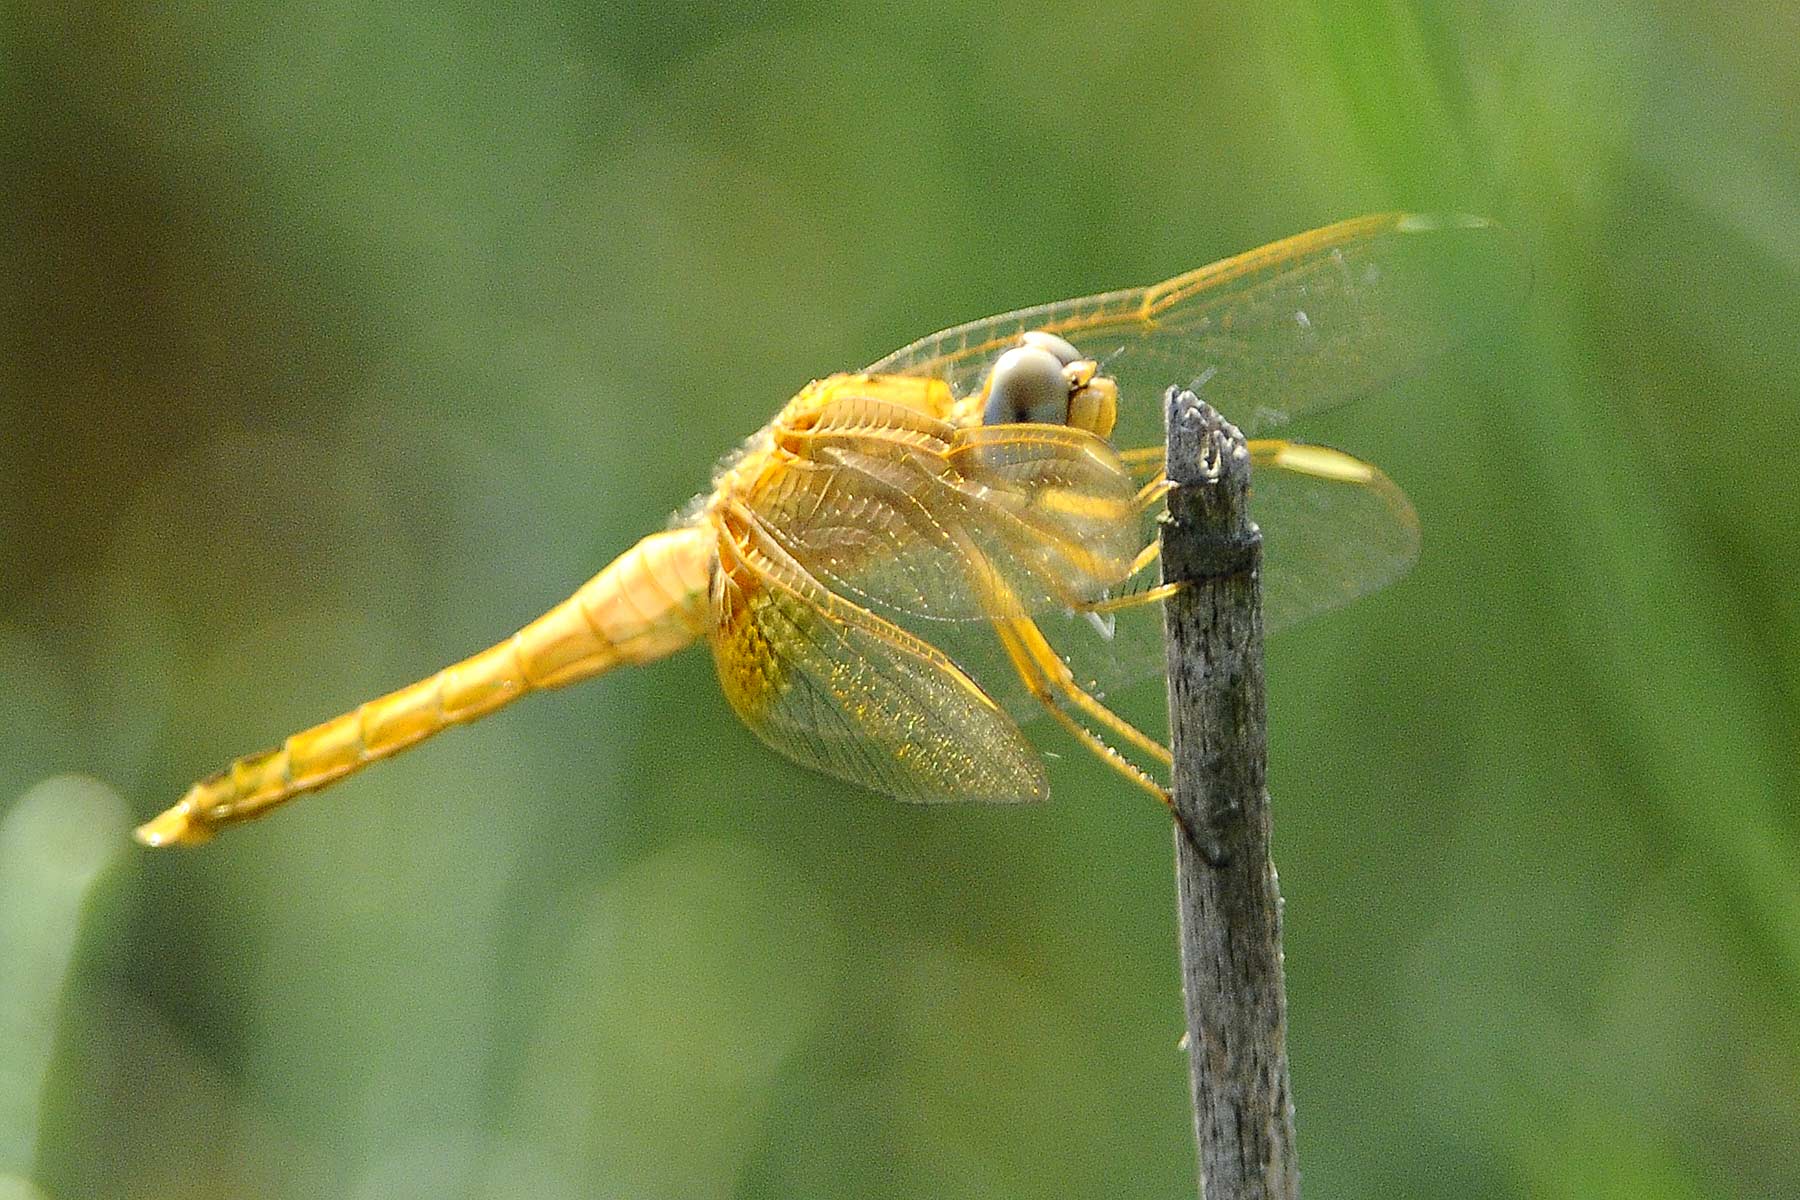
1043 695 1170 800
1076 534 1179 614
953 530 1173 799
994 612 1171 769
987 616 1220 856
1081 581 1181 613
988 618 1171 802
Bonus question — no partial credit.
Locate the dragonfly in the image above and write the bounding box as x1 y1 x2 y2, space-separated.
135 212 1518 847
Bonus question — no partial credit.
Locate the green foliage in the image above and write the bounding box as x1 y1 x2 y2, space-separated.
5 1 1797 1196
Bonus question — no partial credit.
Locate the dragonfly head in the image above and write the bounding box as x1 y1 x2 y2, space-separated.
982 330 1118 441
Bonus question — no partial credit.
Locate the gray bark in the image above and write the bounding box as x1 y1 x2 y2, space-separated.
1159 386 1299 1200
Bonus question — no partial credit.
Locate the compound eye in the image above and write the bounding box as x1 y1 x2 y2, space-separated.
983 346 1070 425
1019 330 1083 365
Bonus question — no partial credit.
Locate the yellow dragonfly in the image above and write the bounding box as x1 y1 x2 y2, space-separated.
136 212 1517 847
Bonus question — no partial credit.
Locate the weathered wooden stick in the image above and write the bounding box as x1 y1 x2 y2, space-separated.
1160 386 1298 1200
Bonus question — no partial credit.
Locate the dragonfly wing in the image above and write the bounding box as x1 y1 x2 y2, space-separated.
867 212 1525 447
1249 440 1420 635
750 400 1147 621
710 503 1048 803
979 439 1421 711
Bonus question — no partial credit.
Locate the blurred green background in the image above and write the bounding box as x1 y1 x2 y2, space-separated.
4 1 1798 1197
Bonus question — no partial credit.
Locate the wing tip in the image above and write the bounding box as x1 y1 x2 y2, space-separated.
1395 211 1496 233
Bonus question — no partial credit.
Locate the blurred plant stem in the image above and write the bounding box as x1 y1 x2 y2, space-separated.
0 777 130 1191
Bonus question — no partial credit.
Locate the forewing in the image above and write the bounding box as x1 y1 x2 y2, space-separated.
710 505 1048 803
867 212 1525 448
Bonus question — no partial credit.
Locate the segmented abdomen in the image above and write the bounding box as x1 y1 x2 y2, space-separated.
136 525 715 846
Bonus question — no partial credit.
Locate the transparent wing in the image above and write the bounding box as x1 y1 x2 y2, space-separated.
749 396 1148 622
1010 439 1421 708
710 504 1047 803
866 212 1526 449
1250 441 1419 635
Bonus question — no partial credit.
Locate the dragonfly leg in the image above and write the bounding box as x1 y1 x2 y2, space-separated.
1038 691 1170 801
988 610 1223 857
1127 538 1163 579
1118 445 1165 480
992 613 1172 769
1131 469 1171 507
956 531 1173 811
1081 582 1182 613
1074 538 1181 614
